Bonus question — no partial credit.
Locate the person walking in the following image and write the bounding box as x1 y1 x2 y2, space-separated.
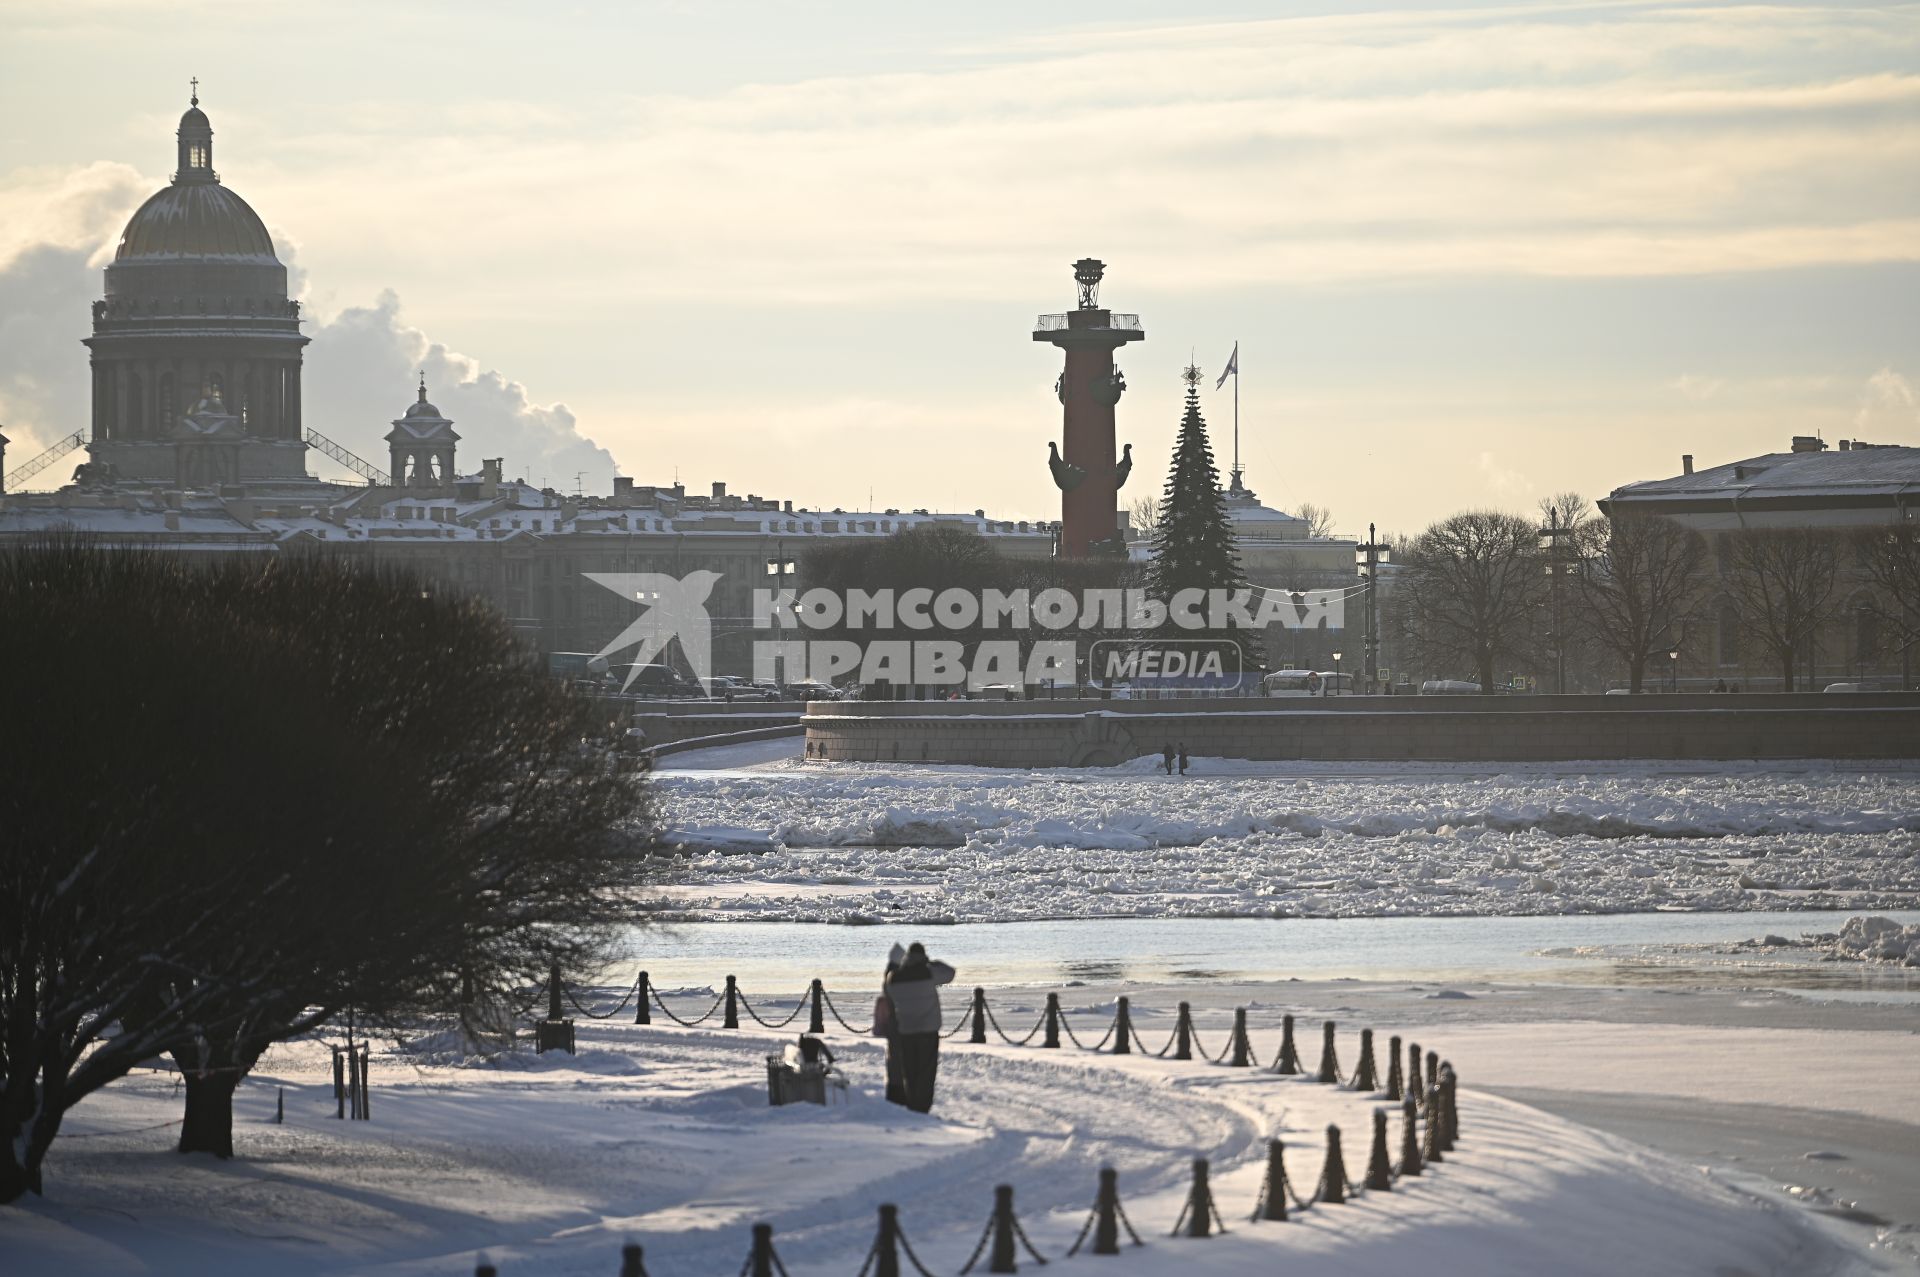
1162 743 1175 775
876 944 908 1106
1177 743 1190 775
883 941 955 1113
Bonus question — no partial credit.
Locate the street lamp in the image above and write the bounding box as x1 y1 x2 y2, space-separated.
1331 650 1343 696
1668 647 1680 694
1539 510 1576 694
1356 524 1391 695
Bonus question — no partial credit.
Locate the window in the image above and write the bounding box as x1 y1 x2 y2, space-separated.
189 144 209 168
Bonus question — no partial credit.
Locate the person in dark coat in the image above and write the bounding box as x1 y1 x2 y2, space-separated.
1162 743 1175 775
1177 743 1190 775
882 941 955 1113
879 943 908 1105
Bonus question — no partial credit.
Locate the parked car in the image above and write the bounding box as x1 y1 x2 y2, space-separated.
611 663 699 698
1420 679 1483 695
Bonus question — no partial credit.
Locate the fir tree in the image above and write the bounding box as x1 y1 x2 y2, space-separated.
1149 368 1249 598
1144 368 1262 681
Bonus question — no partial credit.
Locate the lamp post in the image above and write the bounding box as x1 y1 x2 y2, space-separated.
1356 524 1391 695
1668 647 1680 694
1539 510 1575 694
1331 650 1343 696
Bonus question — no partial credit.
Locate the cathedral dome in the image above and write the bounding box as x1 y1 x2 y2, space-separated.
114 182 278 262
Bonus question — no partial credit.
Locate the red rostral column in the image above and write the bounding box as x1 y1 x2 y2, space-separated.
1035 259 1145 558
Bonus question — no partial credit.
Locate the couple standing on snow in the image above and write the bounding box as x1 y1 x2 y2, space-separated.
875 941 955 1113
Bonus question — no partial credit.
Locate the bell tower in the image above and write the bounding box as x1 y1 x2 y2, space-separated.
386 376 459 490
1034 259 1145 558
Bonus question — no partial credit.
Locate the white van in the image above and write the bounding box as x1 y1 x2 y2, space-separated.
1262 669 1323 697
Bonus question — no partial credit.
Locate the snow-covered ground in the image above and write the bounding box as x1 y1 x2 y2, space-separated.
3 984 1896 1276
648 751 1920 922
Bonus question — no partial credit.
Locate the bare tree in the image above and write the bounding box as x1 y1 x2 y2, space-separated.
1720 527 1840 691
1395 511 1546 693
1296 502 1336 539
1574 513 1709 692
1856 525 1920 682
0 542 651 1193
1127 495 1160 538
1537 491 1591 533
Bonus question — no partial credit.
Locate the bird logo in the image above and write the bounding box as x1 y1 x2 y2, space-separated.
585 570 723 693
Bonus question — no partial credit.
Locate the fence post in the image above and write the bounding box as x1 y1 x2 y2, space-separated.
1229 1008 1251 1067
1352 1027 1378 1091
635 970 652 1025
1179 1158 1218 1237
536 963 576 1054
1366 1108 1393 1191
1422 1084 1444 1164
1174 1002 1193 1061
358 1043 370 1120
749 1222 777 1277
809 979 826 1035
1444 1065 1460 1146
1385 1034 1403 1101
1438 1066 1457 1152
1092 1166 1122 1254
1274 1013 1300 1075
275 1086 284 1125
1400 1096 1423 1177
1426 1049 1439 1094
989 1184 1020 1273
1042 992 1061 1049
1316 1021 1339 1084
724 975 740 1030
970 987 988 1045
620 1242 647 1277
1319 1125 1348 1204
1256 1138 1288 1222
548 963 564 1023
333 1047 345 1119
871 1204 902 1277
1408 1041 1423 1099
475 1261 496 1277
1112 997 1132 1055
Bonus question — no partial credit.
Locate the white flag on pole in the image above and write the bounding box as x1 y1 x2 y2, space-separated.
1215 342 1238 390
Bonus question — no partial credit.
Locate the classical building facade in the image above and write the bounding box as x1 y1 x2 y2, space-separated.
83 91 312 485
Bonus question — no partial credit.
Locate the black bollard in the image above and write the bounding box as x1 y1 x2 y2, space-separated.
1042 992 1062 1049
1316 1020 1340 1084
1443 1065 1460 1146
1229 1008 1251 1067
536 964 576 1054
635 970 652 1025
988 1185 1020 1273
748 1223 778 1277
1112 998 1133 1055
1353 1028 1379 1092
333 1047 345 1119
1408 1041 1423 1100
1437 1066 1457 1152
548 963 564 1023
1255 1138 1289 1222
724 975 740 1030
809 979 826 1035
359 1044 370 1120
620 1242 648 1277
1274 1013 1301 1074
1427 1049 1439 1094
1174 1002 1193 1061
971 987 988 1045
870 1204 902 1277
475 1262 496 1277
1422 1085 1444 1164
1092 1167 1122 1254
1319 1124 1349 1204
1365 1108 1393 1191
1400 1096 1423 1177
1385 1034 1403 1101
1177 1158 1220 1237
275 1086 284 1125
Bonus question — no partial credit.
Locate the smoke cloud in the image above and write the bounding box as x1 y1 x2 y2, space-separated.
0 171 620 490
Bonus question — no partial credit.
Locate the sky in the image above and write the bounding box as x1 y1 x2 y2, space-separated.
2 0 1917 535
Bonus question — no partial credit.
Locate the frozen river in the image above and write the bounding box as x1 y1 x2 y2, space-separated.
647 748 1920 925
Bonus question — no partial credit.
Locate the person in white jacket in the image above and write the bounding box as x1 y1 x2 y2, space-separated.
882 941 955 1113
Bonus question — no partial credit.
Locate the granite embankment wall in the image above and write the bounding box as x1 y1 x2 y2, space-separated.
800 693 1920 766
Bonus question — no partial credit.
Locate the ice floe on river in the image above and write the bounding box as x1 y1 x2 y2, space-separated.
645 757 1920 924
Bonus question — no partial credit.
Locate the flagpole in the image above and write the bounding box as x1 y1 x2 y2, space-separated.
1232 340 1241 488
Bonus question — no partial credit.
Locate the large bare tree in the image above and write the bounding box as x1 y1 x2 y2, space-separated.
1295 502 1337 539
1855 524 1920 683
1720 527 1841 691
1395 511 1546 693
1574 512 1709 692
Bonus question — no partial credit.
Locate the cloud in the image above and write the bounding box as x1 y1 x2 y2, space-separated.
0 201 619 489
1670 374 1725 401
1853 366 1918 437
1476 448 1532 497
302 289 618 491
